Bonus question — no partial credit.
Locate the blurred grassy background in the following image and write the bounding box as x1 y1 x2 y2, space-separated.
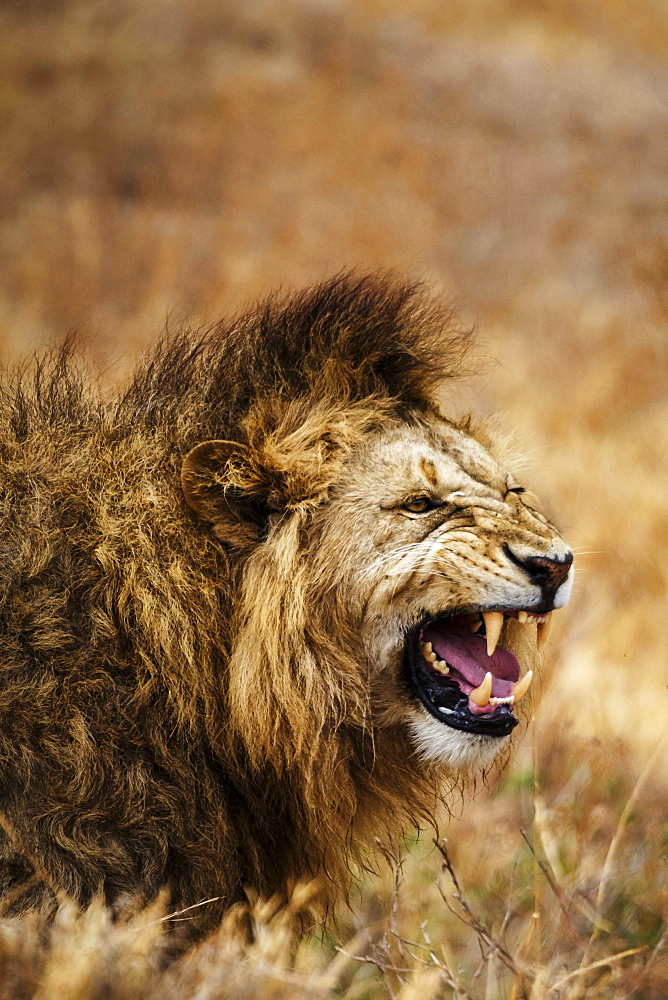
0 0 666 995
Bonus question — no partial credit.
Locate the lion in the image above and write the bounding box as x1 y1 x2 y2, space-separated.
0 273 572 939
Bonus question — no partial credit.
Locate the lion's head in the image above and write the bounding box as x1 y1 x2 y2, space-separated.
182 410 572 783
176 275 572 843
317 415 572 770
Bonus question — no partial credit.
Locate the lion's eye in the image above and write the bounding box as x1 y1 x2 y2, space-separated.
402 497 437 514
507 486 526 495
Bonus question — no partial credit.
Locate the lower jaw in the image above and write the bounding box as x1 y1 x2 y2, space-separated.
418 699 518 737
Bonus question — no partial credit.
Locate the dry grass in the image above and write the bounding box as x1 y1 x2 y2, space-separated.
0 0 666 996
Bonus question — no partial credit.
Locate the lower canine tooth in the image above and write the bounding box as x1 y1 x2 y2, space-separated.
482 611 504 657
510 669 533 702
537 615 552 650
470 671 493 707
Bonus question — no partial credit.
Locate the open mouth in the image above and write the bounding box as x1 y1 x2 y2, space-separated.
405 609 550 737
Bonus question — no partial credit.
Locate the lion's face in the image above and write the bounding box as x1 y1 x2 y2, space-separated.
311 414 573 771
183 407 572 777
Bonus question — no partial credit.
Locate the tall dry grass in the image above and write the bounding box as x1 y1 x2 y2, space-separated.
0 0 666 995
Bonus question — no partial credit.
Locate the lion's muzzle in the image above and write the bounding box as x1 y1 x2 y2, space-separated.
504 545 573 608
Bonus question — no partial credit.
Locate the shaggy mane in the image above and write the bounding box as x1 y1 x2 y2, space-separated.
0 273 471 940
117 272 470 437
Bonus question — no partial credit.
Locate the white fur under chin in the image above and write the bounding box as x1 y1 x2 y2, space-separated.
408 710 510 771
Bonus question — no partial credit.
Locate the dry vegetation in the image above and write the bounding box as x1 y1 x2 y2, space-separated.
0 0 666 996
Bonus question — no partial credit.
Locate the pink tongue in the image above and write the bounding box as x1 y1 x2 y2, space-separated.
422 624 520 698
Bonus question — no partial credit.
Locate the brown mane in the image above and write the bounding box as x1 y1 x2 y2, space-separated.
0 274 472 938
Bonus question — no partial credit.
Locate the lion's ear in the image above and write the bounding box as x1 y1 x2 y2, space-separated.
181 440 269 550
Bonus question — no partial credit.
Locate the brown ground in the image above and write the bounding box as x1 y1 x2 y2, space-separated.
0 1 666 996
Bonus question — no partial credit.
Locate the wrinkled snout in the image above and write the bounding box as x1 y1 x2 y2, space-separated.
504 543 573 610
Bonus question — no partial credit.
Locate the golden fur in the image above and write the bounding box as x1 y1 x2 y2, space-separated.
0 274 570 941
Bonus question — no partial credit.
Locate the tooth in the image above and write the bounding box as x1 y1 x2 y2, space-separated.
422 642 433 656
537 615 552 650
470 671 493 707
490 696 514 706
469 618 482 632
511 670 533 702
431 659 450 674
482 611 504 657
517 611 528 624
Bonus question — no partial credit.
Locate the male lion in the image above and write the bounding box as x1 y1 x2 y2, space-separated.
0 274 572 938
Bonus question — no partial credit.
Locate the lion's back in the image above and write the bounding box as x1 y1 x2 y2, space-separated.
0 361 246 930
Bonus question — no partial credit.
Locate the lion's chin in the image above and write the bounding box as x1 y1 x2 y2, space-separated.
407 710 511 771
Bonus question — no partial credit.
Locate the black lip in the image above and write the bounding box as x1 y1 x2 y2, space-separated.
404 617 519 738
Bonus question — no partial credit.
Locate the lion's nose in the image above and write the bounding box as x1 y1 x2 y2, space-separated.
505 547 573 591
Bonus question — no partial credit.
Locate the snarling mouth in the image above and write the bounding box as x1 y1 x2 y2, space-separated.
405 610 550 737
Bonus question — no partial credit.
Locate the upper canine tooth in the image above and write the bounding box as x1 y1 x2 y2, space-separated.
537 615 552 650
517 611 528 624
511 669 533 702
482 611 504 657
470 671 493 707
